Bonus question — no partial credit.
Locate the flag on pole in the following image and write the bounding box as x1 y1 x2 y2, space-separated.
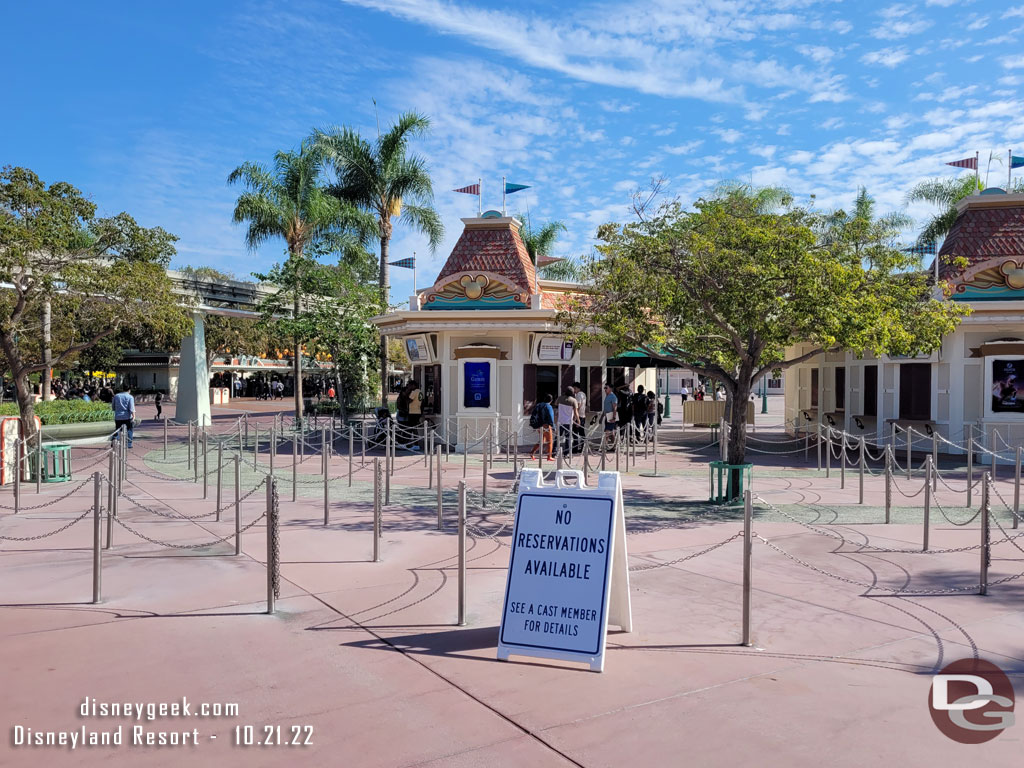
389 257 415 269
1011 156 1024 169
902 240 936 256
452 184 480 195
504 182 530 194
945 156 978 170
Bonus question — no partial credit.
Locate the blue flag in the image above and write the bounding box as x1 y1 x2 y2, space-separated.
504 182 530 194
1012 156 1024 169
389 257 415 269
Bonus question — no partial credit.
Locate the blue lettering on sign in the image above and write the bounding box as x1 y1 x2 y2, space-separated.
464 362 491 408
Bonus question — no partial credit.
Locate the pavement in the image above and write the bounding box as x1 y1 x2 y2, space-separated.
3 397 1024 767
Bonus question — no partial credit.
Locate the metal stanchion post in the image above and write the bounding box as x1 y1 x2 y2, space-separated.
583 441 590 486
1014 446 1021 530
932 432 938 490
423 422 429 468
253 424 259 466
163 417 168 459
322 427 328 476
348 428 354 487
292 435 298 503
804 429 809 464
244 412 249 448
105 477 113 550
361 420 366 465
458 480 467 627
742 489 752 647
188 421 193 470
840 433 846 489
923 456 931 552
981 473 990 596
14 449 21 514
859 436 865 505
385 422 391 507
967 433 974 508
266 478 276 615
270 425 276 477
906 427 912 481
202 431 209 499
653 419 659 477
93 473 102 603
216 441 223 521
884 447 892 524
428 429 434 490
482 429 488 507
816 421 822 471
991 430 998 480
323 445 330 526
463 424 468 478
35 435 42 493
825 428 831 479
234 456 241 555
436 445 443 531
373 458 381 562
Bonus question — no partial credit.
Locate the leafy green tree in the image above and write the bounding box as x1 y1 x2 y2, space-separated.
0 166 191 440
228 141 372 421
562 184 969 489
521 220 566 265
253 257 378 417
315 113 444 406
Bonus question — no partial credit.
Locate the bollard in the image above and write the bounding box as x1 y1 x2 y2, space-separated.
234 456 241 555
14 448 20 514
299 421 305 463
193 428 199 482
35 435 42 494
423 422 429 468
253 423 259 465
991 430 998 481
890 422 897 453
323 445 330 527
202 431 208 496
458 480 467 627
967 434 974 508
840 433 846 489
292 436 298 503
163 417 168 459
804 430 809 464
615 431 621 472
361 420 366 465
106 453 115 525
884 447 892 524
463 424 468 478
428 430 434 490
1014 446 1021 530
373 458 381 562
482 431 489 507
742 489 753 647
583 442 590 486
653 419 659 477
216 441 223 522
270 425 276 477
105 478 113 550
244 412 249 448
188 421 193 470
322 427 328 476
816 421 822 471
348 427 354 487
512 427 518 469
980 473 990 596
436 445 443 531
93 472 102 604
905 427 912 481
505 417 511 464
266 478 276 615
385 422 392 507
932 431 938 490
923 456 932 552
601 436 607 472
825 428 831 479
859 437 865 505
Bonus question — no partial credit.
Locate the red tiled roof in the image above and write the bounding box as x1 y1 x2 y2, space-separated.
938 196 1024 280
434 219 537 294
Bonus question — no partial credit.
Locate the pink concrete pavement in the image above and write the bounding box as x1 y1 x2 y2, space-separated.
3 402 1024 766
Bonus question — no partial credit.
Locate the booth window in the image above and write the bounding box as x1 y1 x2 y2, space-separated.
834 367 846 411
899 363 931 421
863 365 877 416
536 365 559 405
811 368 819 408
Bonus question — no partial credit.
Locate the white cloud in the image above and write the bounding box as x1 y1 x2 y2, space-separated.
1002 55 1024 69
861 47 911 68
796 45 836 64
819 116 844 130
966 15 989 31
750 145 777 159
1003 6 1024 19
598 100 634 113
831 19 853 34
662 140 704 155
913 84 978 102
714 128 743 144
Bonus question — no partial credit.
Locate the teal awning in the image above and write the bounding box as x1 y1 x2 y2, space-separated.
606 349 680 368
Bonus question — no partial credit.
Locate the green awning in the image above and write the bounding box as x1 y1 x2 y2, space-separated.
606 349 680 368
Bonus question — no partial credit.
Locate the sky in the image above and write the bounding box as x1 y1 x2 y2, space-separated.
3 0 1023 303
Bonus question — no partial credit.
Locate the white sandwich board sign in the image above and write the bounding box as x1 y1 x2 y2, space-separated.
498 469 631 672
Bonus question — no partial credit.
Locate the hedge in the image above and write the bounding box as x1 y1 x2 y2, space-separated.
0 401 115 425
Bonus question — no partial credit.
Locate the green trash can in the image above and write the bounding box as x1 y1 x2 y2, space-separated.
39 443 73 483
709 461 752 504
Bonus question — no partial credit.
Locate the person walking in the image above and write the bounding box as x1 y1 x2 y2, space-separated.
111 383 136 449
556 386 580 457
571 381 587 452
602 383 618 450
680 384 689 404
529 394 556 461
154 390 163 421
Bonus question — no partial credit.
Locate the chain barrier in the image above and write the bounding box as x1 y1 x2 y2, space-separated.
629 531 744 572
116 475 267 520
0 507 94 541
114 511 267 550
269 480 281 599
0 477 93 511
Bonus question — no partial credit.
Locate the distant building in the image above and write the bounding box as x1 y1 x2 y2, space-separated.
785 191 1024 453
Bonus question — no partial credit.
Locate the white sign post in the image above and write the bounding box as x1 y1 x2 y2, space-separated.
498 469 631 672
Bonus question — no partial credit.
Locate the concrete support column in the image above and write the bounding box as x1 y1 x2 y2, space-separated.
174 312 212 427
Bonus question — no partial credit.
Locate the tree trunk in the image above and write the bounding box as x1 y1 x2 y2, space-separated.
42 299 52 401
379 234 390 408
726 365 754 496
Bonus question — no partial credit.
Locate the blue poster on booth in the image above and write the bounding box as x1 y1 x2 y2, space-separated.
464 362 491 408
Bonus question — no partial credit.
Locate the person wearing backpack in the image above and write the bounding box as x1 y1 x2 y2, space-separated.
529 394 555 461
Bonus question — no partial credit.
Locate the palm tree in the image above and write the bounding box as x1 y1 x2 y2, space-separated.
228 140 368 422
315 113 444 406
905 175 981 246
820 187 912 252
520 220 566 266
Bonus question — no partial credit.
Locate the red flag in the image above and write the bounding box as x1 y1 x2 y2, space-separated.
453 184 480 195
945 156 978 170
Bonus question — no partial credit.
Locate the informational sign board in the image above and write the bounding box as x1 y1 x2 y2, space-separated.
464 361 491 408
992 359 1024 413
498 469 631 672
405 335 431 364
536 335 576 362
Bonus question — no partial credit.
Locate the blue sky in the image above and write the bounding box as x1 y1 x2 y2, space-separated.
3 0 1022 302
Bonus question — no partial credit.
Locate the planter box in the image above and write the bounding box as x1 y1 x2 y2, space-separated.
41 421 117 442
684 400 755 427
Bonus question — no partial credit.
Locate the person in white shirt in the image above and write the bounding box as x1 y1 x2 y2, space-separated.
680 384 690 404
571 381 587 451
